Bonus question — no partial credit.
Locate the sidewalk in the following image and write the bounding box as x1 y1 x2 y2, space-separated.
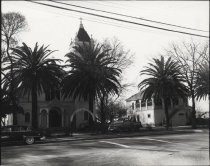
41 126 209 144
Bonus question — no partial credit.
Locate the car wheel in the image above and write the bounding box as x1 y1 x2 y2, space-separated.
25 137 35 145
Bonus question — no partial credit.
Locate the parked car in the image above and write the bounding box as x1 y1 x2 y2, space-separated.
108 119 142 132
196 118 209 126
1 125 45 145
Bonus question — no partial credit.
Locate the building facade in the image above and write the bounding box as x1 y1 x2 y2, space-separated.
126 92 191 127
16 93 93 130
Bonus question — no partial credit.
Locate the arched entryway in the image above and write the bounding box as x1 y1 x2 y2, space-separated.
70 108 95 130
49 108 62 128
70 108 95 122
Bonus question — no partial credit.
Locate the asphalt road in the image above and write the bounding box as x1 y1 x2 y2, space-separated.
1 132 209 166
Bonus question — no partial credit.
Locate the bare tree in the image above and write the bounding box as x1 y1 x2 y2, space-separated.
102 37 134 71
2 12 27 51
1 12 27 124
165 40 208 129
101 38 134 99
195 43 209 100
91 37 134 130
96 95 127 129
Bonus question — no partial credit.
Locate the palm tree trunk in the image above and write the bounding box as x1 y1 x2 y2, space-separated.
162 97 169 130
191 89 197 129
32 83 38 130
100 93 106 133
88 93 94 126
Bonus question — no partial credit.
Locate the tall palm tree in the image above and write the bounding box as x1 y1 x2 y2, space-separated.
63 42 121 118
195 61 209 100
5 42 64 129
138 56 188 130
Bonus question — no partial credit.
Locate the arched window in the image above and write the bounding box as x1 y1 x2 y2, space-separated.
147 99 152 106
25 112 30 122
135 100 140 108
141 100 146 107
40 109 47 128
45 89 61 101
132 103 135 110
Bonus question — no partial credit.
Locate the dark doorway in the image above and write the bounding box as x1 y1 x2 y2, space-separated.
71 115 76 131
49 108 62 128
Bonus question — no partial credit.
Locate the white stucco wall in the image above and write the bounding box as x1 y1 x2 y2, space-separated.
136 109 155 126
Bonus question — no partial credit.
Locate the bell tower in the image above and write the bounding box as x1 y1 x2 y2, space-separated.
69 18 91 50
75 18 91 43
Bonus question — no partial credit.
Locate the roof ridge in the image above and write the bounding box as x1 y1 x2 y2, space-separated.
126 91 144 102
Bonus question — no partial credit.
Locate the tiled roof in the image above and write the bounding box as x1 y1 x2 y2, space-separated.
126 91 144 102
77 26 90 42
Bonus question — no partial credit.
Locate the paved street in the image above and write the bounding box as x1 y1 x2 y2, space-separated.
1 132 209 166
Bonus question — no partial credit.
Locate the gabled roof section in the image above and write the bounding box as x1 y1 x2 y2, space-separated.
77 22 91 42
126 91 144 102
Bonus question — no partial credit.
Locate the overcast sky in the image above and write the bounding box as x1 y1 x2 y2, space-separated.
2 1 209 111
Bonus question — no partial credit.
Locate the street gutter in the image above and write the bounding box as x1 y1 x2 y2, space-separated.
39 128 208 145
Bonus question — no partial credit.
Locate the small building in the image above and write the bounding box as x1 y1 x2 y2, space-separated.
126 91 191 127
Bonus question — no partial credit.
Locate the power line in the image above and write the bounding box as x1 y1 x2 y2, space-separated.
27 1 209 38
50 0 208 33
23 1 163 33
82 1 129 11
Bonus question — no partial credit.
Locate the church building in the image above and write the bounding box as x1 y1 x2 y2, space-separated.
5 21 95 130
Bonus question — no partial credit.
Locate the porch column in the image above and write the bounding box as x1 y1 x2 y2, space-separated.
152 98 155 109
146 99 148 110
140 100 142 111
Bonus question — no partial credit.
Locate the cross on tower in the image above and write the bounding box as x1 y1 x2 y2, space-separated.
79 18 84 28
80 18 83 24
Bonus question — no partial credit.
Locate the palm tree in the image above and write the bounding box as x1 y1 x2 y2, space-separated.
5 42 64 129
138 56 188 130
63 41 121 121
195 61 209 100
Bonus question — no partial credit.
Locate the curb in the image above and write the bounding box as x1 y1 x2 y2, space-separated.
39 129 208 144
2 129 207 147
